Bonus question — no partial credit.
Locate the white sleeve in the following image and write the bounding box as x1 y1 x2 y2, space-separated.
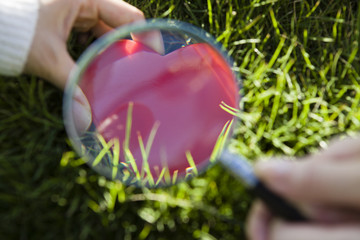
0 0 39 76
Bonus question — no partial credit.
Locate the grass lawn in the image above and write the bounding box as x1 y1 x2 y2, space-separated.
0 0 359 239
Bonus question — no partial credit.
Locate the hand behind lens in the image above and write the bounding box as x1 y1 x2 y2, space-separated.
25 0 162 89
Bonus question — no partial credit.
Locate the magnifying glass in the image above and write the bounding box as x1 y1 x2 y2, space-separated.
64 19 307 222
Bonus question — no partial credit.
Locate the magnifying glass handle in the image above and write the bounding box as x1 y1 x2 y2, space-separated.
251 180 308 222
219 151 308 222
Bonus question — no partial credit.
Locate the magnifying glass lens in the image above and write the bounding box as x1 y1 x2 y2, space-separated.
65 20 238 187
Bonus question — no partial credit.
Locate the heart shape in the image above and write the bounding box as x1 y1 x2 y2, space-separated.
80 39 238 180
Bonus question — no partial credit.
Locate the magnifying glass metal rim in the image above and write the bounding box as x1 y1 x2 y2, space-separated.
63 18 240 181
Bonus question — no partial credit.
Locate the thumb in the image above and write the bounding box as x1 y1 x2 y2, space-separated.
72 86 92 134
24 36 74 90
47 43 75 89
25 39 92 133
254 157 360 208
53 44 92 134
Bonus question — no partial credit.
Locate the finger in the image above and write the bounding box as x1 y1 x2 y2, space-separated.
254 158 360 208
48 41 75 89
91 20 113 37
132 29 165 55
269 220 360 240
73 0 98 32
302 204 360 223
56 50 92 133
25 36 75 89
74 0 143 35
98 0 145 28
73 86 92 134
91 19 165 55
246 200 272 240
41 39 92 133
317 136 360 162
97 0 164 54
46 43 92 133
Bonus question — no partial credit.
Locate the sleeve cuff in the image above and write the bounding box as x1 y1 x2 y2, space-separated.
0 0 39 76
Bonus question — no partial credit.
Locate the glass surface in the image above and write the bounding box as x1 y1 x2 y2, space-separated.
64 19 239 187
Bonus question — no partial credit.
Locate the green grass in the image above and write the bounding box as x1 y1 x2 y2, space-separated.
1 0 359 239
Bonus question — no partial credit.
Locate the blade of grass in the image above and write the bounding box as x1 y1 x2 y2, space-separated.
185 151 198 175
155 167 167 187
112 138 120 180
145 122 160 156
92 138 114 167
269 8 281 36
207 0 213 33
138 133 155 187
124 148 140 181
172 170 178 185
124 102 133 151
210 120 233 163
220 101 240 116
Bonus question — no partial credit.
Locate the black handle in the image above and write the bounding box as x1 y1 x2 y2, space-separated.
251 180 308 222
218 151 308 222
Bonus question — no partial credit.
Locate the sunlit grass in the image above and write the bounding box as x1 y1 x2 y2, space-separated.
138 133 155 186
82 101 205 188
111 138 120 179
210 120 234 164
92 134 114 167
185 151 198 176
1 0 359 239
220 101 241 117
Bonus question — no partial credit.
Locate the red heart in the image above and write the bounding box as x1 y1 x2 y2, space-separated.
80 39 238 180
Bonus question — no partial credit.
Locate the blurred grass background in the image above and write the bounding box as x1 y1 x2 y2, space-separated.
0 0 359 239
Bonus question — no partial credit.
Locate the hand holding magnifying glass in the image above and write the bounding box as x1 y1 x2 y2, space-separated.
247 137 360 240
64 19 307 222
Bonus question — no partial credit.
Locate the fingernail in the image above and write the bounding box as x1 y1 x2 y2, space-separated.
72 86 92 134
132 30 165 55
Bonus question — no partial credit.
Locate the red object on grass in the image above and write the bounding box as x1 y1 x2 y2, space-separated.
80 39 238 178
